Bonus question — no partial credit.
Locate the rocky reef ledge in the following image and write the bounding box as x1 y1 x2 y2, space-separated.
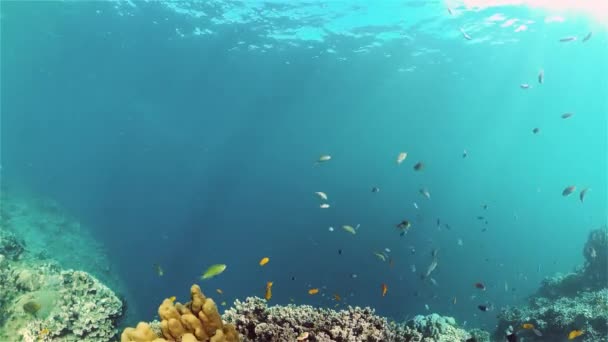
495 227 608 342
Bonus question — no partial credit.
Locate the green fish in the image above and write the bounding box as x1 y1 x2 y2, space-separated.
342 225 356 235
201 264 227 280
374 252 386 262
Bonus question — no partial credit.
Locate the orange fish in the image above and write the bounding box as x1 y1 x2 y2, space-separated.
265 282 273 301
381 283 388 297
568 330 584 340
308 288 319 295
216 289 223 295
522 323 534 329
334 294 341 301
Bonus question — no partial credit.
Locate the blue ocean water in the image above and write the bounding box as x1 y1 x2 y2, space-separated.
1 0 606 334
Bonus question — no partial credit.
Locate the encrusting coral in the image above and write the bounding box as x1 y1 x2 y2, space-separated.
121 284 239 342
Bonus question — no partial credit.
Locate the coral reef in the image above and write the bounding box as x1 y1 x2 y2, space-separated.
121 284 239 342
495 227 608 342
222 296 475 342
0 193 115 285
402 314 470 341
1 193 124 341
0 227 25 261
2 263 123 342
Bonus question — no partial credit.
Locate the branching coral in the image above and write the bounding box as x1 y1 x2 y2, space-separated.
121 285 239 342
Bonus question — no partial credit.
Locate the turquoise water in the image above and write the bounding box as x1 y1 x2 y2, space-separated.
1 0 606 333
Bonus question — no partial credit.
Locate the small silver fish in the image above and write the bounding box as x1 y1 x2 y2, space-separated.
520 83 530 89
538 69 544 84
423 259 438 279
559 36 577 42
419 188 431 199
459 28 472 40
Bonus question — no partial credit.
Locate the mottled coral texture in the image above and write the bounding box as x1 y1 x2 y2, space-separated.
223 296 473 342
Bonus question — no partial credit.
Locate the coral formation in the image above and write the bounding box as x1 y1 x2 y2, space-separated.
495 227 608 342
6 267 123 342
1 197 124 341
222 296 475 342
121 284 239 342
403 314 470 341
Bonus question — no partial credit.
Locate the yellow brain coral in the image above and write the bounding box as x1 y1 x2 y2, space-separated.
121 285 239 342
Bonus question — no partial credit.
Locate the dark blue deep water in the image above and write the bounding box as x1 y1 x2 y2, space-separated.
2 0 607 333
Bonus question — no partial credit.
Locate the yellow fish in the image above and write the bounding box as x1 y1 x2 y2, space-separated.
201 264 227 280
522 323 534 329
397 152 407 164
297 332 309 341
334 294 341 301
216 289 223 295
265 282 273 301
259 257 270 266
568 330 584 340
308 288 319 295
168 296 176 302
